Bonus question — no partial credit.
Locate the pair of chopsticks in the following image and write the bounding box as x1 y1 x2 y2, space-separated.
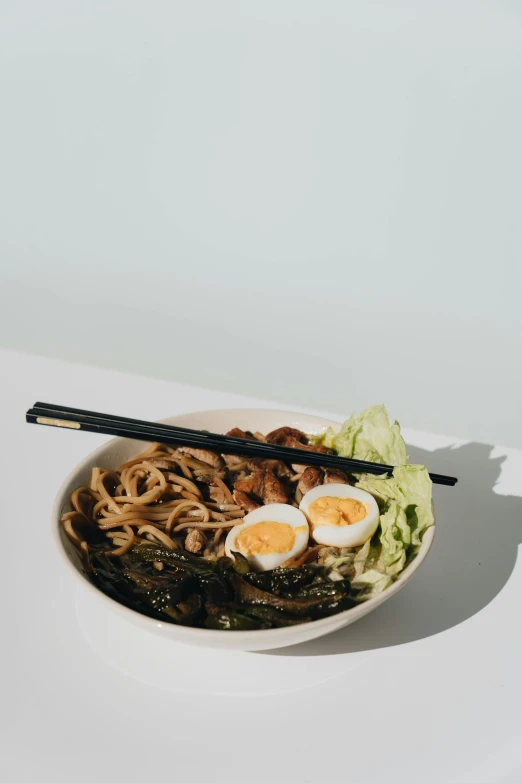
25 402 458 486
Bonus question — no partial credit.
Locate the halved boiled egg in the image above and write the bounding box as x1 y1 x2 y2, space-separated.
225 503 309 571
299 483 379 548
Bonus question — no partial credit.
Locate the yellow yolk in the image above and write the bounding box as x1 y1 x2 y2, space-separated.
236 521 308 556
308 496 367 528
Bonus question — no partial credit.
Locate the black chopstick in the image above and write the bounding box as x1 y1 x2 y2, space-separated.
26 402 458 486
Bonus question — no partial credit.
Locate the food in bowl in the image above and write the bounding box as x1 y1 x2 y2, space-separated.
61 405 434 630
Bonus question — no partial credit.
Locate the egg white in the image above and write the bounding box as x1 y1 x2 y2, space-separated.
299 483 380 547
225 503 309 571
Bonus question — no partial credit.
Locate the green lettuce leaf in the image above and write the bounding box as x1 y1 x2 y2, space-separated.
316 407 434 600
377 501 410 573
314 404 408 466
319 539 394 598
351 568 394 596
357 465 434 548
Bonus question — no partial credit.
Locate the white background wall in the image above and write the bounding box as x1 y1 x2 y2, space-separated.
1 1 521 447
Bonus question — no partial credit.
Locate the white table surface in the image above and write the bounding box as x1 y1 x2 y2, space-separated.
2 349 521 783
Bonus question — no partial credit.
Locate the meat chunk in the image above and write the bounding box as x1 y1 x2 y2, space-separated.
288 438 334 473
296 465 349 491
140 456 180 470
265 428 333 468
194 469 227 484
177 447 223 469
184 528 206 554
233 489 260 512
209 484 228 505
247 458 292 478
298 466 324 495
226 427 256 440
222 427 256 466
265 426 309 445
234 471 264 497
263 471 289 504
323 468 350 484
234 470 288 505
286 439 333 454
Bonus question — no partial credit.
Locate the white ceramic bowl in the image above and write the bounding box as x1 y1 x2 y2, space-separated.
53 408 435 652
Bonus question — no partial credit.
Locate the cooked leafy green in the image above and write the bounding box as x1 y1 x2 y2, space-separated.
231 574 349 616
239 605 309 627
88 543 353 629
204 607 268 630
244 564 320 594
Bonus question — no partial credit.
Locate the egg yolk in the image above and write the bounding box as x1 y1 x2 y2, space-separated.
308 496 367 528
236 521 307 556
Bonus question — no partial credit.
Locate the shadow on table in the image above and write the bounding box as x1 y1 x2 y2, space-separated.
260 441 522 657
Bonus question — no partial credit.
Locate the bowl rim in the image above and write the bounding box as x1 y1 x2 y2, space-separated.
52 407 436 643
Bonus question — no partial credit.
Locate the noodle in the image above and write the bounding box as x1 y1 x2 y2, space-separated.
90 467 101 491
60 430 333 596
107 524 135 557
71 486 100 516
165 501 210 534
281 545 322 569
163 473 202 498
226 461 248 471
213 477 234 505
61 442 257 563
206 503 242 511
179 456 192 479
171 519 244 533
180 490 201 501
63 517 82 547
137 525 177 549
98 517 166 530
117 442 166 470
96 473 121 514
